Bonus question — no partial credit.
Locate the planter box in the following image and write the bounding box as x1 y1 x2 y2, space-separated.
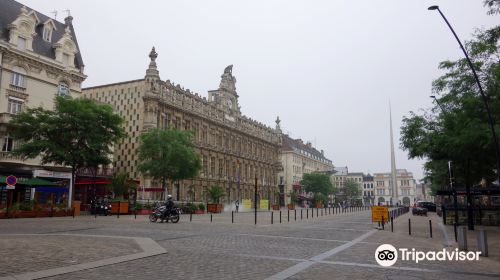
136 209 152 215
110 202 129 214
315 203 323 209
0 212 6 219
272 205 280 210
18 211 37 218
207 203 223 213
287 204 295 210
36 211 50 218
194 209 205 214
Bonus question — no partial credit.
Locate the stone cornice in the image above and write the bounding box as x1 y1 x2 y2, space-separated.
0 44 86 82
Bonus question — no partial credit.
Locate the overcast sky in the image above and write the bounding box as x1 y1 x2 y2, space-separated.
21 0 499 181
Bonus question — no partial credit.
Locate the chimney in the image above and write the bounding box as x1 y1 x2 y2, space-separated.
64 16 73 26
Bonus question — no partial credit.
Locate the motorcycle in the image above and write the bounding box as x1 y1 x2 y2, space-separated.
99 200 112 216
149 203 180 223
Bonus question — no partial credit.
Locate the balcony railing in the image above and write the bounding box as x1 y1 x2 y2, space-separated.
0 151 23 161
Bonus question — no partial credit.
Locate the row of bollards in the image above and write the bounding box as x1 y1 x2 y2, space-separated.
190 206 371 225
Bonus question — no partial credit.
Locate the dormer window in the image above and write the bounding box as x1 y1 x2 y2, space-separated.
43 26 52 42
17 36 26 50
63 53 70 66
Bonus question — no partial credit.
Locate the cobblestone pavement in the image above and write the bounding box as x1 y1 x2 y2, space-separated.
0 208 499 280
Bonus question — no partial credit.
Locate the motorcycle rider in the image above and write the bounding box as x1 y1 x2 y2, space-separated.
162 195 175 221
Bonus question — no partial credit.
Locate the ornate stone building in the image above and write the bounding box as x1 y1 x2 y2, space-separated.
373 169 416 206
83 48 281 204
0 1 86 204
278 134 333 205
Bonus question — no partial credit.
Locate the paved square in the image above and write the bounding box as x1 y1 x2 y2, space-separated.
0 209 499 280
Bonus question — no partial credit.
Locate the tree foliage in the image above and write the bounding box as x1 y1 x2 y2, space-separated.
400 21 499 190
300 172 334 196
344 181 361 200
137 128 201 193
111 172 136 200
9 96 125 201
206 185 226 204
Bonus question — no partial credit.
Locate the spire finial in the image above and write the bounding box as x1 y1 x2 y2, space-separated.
149 47 158 62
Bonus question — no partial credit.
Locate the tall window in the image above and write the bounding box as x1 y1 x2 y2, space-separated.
57 83 70 96
43 27 52 42
2 136 13 152
10 66 26 88
63 53 70 66
202 155 208 176
210 157 215 177
17 37 26 50
7 98 23 114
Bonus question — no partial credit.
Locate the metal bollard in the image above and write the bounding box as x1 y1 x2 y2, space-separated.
477 229 488 257
381 216 385 230
134 209 137 219
307 209 309 219
391 217 394 232
288 209 290 222
294 209 297 221
210 214 213 223
408 218 411 235
232 211 234 223
454 223 458 242
429 220 433 238
301 209 303 220
117 201 120 219
280 211 282 223
271 211 274 224
458 226 467 251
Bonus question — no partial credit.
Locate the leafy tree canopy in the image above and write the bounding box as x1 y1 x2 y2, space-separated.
137 128 201 191
300 172 334 196
344 181 361 200
400 21 499 190
9 96 125 203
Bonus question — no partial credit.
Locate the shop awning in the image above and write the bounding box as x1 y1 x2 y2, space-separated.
76 179 112 185
35 186 69 193
0 176 58 187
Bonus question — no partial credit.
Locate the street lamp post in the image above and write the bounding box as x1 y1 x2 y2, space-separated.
428 5 500 186
430 95 445 113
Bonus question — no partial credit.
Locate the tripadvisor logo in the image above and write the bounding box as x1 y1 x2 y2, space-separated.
375 244 481 267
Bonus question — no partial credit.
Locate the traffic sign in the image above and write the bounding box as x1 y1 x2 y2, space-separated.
6 175 16 190
372 206 389 222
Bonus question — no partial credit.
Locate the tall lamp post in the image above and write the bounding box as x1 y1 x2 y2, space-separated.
428 5 500 185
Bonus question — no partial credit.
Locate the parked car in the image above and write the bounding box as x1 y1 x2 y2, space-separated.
416 201 436 212
412 206 428 216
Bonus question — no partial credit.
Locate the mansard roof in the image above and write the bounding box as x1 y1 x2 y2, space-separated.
282 134 331 163
0 0 84 70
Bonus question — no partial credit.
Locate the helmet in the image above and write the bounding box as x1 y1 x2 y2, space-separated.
167 194 172 200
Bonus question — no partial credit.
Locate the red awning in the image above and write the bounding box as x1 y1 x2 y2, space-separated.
76 179 111 185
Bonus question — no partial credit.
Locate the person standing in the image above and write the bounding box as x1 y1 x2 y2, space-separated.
235 200 239 213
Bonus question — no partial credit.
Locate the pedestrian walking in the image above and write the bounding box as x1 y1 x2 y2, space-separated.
235 200 239 213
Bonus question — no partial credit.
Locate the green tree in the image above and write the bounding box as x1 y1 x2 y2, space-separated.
137 128 201 197
110 172 136 200
344 181 361 203
400 24 499 192
205 185 226 204
9 96 125 206
301 172 334 196
288 190 298 206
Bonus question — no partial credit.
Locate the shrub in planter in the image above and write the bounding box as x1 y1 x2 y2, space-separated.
198 203 205 211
